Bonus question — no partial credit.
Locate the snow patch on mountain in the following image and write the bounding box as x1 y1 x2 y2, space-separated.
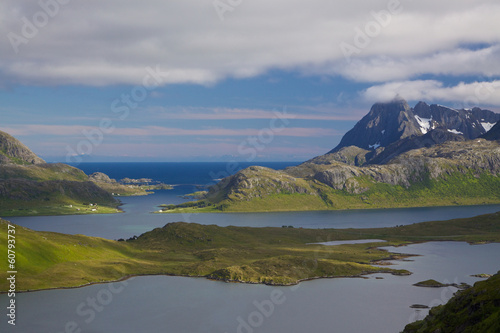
414 115 432 134
482 122 496 132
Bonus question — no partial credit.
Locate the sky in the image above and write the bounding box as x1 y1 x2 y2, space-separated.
1 0 500 162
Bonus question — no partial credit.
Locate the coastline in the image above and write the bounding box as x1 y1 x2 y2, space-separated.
0 241 459 294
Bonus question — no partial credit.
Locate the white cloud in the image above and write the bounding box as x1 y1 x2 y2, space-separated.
363 80 500 107
1 0 500 86
334 46 500 82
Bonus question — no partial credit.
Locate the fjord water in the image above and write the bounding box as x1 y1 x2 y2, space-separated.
2 242 499 333
2 162 500 332
7 162 500 239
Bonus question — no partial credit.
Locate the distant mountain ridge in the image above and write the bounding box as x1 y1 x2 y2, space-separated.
330 98 500 153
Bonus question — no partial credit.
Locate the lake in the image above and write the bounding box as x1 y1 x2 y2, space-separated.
1 162 499 332
1 241 498 333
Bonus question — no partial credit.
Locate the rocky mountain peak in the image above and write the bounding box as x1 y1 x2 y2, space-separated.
0 130 45 165
330 98 421 153
329 99 500 155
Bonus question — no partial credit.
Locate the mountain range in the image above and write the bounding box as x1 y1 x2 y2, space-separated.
171 98 500 212
332 98 499 153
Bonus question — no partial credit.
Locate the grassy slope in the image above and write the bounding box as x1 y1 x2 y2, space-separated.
1 211 499 291
161 171 500 213
403 271 500 333
0 163 124 217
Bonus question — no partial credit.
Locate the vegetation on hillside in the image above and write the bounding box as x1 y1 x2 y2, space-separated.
403 271 500 333
1 211 499 291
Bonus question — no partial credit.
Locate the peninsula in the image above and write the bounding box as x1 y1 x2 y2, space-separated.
1 210 499 292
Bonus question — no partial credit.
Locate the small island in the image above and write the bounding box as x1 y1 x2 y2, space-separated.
413 279 471 290
403 272 500 333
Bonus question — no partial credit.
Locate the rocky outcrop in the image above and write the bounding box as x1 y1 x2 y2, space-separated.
207 139 500 202
308 146 370 166
89 172 116 183
0 130 45 165
316 139 500 191
367 128 466 165
207 166 315 201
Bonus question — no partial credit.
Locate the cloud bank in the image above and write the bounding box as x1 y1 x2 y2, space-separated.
1 0 499 86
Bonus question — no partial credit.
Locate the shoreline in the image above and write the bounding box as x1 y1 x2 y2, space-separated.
0 241 455 295
155 201 500 214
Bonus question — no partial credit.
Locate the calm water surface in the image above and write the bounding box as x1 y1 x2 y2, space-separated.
6 162 500 239
1 242 498 333
2 163 499 332
7 187 500 239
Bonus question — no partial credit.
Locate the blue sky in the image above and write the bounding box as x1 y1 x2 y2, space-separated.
1 0 500 162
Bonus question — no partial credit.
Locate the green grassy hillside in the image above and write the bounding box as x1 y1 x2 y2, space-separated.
403 271 500 333
1 211 499 291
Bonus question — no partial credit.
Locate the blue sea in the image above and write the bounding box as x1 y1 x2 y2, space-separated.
71 161 298 186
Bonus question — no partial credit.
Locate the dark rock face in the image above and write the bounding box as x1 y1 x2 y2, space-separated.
330 98 421 153
302 139 500 192
413 102 500 139
0 130 45 165
367 128 466 165
330 99 500 154
481 121 500 140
